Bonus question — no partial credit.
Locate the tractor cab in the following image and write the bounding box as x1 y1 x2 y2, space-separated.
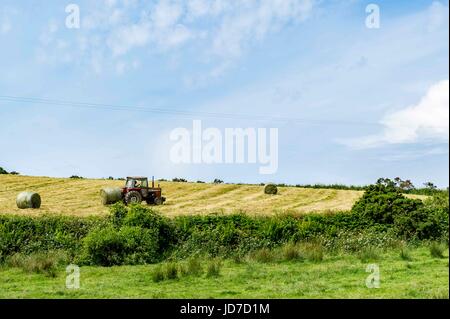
122 176 166 205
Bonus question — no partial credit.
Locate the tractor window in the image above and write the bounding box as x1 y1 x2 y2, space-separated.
141 180 148 188
126 180 135 188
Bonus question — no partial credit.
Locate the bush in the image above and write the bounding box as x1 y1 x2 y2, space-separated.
0 167 8 174
81 227 126 266
352 182 423 225
172 178 187 182
264 184 278 195
213 179 224 184
81 225 159 266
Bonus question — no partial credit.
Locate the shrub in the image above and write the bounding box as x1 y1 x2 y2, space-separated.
69 175 83 179
172 178 187 182
109 202 128 228
81 224 160 266
352 182 423 225
206 259 222 277
0 167 8 174
9 171 19 175
264 184 278 195
81 227 126 266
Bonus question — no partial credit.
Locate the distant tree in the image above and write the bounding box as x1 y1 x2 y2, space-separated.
70 175 84 179
423 182 438 190
0 167 8 174
9 171 19 175
172 177 187 183
108 176 114 180
213 179 224 184
196 180 205 183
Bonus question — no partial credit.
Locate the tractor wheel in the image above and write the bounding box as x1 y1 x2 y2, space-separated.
154 197 164 205
124 191 142 205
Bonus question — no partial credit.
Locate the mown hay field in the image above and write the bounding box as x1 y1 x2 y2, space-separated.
0 175 426 217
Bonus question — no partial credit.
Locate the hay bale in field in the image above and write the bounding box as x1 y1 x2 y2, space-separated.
100 187 123 205
16 192 41 209
264 184 278 195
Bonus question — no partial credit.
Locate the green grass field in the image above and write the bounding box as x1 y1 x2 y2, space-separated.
0 246 447 299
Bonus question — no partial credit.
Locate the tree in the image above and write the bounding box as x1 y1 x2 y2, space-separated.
0 167 8 174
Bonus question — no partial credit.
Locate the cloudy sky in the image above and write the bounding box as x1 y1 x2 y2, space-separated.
0 0 448 187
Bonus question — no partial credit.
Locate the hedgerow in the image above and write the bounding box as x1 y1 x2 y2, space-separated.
0 182 447 266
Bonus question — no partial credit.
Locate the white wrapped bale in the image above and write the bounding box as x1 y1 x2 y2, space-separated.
100 187 123 205
16 192 41 209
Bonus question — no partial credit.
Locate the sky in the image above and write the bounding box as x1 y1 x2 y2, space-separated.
0 0 448 187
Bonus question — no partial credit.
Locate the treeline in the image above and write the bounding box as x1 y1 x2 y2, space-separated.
275 177 447 196
0 180 447 267
0 167 19 175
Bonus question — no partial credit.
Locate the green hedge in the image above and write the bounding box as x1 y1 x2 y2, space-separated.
0 186 447 266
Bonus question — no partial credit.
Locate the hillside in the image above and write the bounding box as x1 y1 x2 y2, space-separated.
0 175 426 217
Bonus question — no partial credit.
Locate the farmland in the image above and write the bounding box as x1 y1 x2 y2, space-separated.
0 174 447 299
0 175 426 217
0 245 448 298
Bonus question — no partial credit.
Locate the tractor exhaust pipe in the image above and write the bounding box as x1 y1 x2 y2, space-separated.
152 176 155 188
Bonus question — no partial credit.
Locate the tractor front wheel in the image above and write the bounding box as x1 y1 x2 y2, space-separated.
154 197 164 205
124 191 142 205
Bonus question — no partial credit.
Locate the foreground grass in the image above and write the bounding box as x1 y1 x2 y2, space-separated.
0 246 447 299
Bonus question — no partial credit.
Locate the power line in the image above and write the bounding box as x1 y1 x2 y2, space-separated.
0 94 431 129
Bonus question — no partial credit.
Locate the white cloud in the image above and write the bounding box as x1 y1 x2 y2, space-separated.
108 22 151 56
342 80 449 149
35 0 315 75
212 0 313 58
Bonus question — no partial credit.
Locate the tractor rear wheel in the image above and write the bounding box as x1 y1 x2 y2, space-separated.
125 191 142 205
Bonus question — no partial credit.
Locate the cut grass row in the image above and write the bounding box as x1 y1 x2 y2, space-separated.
0 175 426 217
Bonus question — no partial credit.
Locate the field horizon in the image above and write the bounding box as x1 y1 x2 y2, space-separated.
0 175 429 217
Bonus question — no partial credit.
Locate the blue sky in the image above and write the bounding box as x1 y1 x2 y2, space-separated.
0 0 448 187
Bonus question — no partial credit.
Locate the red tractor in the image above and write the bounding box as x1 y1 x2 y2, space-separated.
122 176 166 206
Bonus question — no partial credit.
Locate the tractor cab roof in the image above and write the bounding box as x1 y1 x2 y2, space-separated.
126 176 148 180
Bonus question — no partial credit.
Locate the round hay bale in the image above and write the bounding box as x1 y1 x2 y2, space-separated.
264 184 278 195
100 187 123 205
16 192 41 209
